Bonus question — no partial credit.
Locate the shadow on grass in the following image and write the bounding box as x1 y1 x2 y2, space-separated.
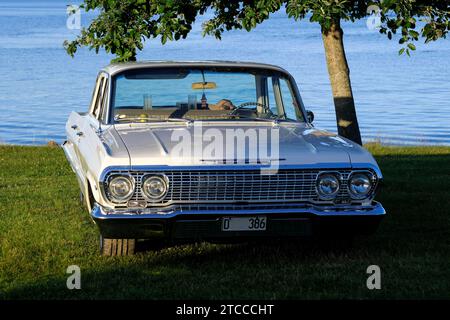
2 153 450 299
3 238 374 300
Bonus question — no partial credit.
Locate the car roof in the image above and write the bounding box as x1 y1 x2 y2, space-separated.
101 60 291 76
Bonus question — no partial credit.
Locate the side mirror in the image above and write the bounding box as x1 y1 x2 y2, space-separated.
306 110 314 123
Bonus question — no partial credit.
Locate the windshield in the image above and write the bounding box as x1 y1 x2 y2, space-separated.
111 67 303 123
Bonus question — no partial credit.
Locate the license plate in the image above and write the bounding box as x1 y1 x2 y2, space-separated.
222 216 267 231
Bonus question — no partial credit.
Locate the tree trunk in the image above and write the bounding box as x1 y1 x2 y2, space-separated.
321 19 362 145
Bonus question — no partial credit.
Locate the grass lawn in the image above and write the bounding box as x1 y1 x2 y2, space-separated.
0 144 449 299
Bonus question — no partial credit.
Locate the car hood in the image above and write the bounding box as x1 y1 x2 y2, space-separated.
112 122 377 169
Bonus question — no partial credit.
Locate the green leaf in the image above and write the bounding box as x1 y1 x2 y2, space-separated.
407 43 416 51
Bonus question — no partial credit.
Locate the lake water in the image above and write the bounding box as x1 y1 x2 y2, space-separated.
1 0 449 146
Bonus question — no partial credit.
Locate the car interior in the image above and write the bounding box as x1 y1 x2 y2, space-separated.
114 105 260 121
110 70 297 122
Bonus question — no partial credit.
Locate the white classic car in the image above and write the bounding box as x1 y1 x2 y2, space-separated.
63 61 385 256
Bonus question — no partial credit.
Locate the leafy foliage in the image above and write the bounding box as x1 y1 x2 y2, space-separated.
65 0 208 62
377 0 450 55
64 0 450 61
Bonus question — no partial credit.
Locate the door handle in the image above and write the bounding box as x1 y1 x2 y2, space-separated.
71 125 78 130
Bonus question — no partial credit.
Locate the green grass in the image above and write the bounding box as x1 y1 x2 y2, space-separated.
0 144 450 299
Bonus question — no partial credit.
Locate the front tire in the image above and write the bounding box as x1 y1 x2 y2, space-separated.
100 236 136 256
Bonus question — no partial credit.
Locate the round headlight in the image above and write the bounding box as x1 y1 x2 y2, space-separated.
349 173 372 199
316 173 340 199
142 175 168 201
108 175 134 202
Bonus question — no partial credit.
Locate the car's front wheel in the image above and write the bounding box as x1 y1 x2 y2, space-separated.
100 236 136 256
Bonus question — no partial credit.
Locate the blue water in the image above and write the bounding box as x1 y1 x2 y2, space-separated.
1 0 449 145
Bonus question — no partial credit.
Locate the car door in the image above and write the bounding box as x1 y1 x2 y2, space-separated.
63 74 103 188
76 73 109 185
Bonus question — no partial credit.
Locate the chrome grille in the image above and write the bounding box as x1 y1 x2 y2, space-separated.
104 169 356 205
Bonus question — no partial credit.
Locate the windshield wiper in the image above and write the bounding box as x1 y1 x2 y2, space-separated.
114 116 193 124
229 114 291 123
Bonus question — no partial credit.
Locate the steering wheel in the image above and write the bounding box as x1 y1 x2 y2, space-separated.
229 102 275 117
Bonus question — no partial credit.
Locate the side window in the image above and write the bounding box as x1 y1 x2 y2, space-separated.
256 75 280 116
100 80 109 122
92 77 106 119
279 79 298 120
89 76 101 114
267 78 278 115
97 77 109 121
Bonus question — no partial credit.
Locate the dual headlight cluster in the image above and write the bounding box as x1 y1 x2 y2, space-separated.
316 171 375 201
107 174 168 203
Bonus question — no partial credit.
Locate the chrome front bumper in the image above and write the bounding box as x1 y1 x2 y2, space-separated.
91 202 386 240
92 201 386 219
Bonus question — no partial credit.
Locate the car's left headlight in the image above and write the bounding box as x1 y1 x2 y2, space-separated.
348 172 374 199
